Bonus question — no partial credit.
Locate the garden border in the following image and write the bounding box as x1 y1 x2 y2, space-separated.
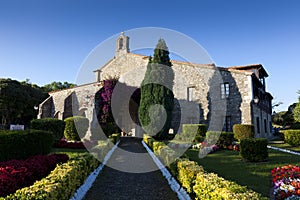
70 141 120 200
267 145 300 156
141 140 191 200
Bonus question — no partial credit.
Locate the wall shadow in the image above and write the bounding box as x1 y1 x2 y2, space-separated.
207 69 242 132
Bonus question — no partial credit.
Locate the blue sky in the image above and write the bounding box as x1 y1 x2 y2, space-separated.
0 0 299 112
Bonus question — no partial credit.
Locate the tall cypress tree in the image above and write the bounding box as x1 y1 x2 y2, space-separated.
138 39 174 140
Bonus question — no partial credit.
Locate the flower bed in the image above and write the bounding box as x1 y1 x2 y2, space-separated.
272 165 300 199
2 153 99 200
0 154 69 197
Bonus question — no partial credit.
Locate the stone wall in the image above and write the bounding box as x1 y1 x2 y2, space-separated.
39 52 272 137
99 53 256 133
38 82 103 138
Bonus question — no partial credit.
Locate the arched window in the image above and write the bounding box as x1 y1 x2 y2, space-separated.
54 111 61 119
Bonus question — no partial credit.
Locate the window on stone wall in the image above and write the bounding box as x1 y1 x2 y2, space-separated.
221 82 230 99
187 87 195 101
256 117 260 134
223 116 232 132
264 119 267 133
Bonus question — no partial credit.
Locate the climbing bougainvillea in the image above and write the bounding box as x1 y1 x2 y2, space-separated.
95 79 120 137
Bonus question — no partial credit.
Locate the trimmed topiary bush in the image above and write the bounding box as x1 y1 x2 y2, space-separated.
217 132 235 149
152 141 165 152
193 171 267 199
109 133 120 144
182 124 207 142
205 131 235 148
177 159 204 193
183 124 207 137
233 124 254 141
64 116 89 141
0 130 54 162
30 118 65 142
284 130 300 146
240 138 268 162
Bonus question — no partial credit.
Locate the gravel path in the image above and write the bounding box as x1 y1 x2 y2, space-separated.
83 137 178 200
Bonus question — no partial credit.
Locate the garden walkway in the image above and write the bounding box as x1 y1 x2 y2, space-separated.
83 137 178 200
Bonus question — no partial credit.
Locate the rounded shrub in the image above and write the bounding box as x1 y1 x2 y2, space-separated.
182 124 207 142
64 116 89 141
30 118 65 142
206 131 220 145
216 132 235 149
240 138 268 162
284 130 300 146
233 124 254 141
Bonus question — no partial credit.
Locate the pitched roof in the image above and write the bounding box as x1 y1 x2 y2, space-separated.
124 53 266 76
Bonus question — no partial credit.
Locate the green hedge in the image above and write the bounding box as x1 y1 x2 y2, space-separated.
218 132 235 148
205 131 235 148
181 124 207 142
108 133 120 144
193 170 267 199
173 158 267 199
143 134 178 166
284 130 300 146
91 140 114 161
3 153 99 200
143 134 266 199
205 131 220 146
183 124 207 137
64 116 89 141
0 130 53 162
30 118 65 142
177 159 204 193
233 124 254 141
240 138 268 162
143 134 155 149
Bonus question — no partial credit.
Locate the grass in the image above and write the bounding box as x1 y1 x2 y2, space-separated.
185 148 300 198
51 148 88 158
268 142 300 153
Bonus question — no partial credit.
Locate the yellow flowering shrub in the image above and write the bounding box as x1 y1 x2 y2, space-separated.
3 153 99 200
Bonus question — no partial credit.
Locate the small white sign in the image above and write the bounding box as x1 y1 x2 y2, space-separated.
10 124 24 130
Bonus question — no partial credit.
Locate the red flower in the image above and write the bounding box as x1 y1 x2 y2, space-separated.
0 154 68 197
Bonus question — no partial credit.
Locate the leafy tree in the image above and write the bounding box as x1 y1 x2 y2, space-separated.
42 81 76 92
0 78 48 126
138 39 174 140
294 91 300 123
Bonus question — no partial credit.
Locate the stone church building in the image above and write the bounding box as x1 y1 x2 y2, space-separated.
38 33 273 139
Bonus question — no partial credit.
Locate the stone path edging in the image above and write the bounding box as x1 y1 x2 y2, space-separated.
70 141 120 200
141 141 191 200
267 145 300 156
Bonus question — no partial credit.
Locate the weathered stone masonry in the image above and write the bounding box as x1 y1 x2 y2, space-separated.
39 33 273 139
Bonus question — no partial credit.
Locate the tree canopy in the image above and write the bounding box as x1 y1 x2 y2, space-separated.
294 91 300 123
0 79 76 128
138 39 174 140
42 81 76 93
0 78 48 126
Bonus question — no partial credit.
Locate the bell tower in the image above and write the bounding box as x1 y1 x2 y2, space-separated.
115 32 130 57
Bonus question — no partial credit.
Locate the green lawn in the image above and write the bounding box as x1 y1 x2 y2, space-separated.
185 149 300 198
51 148 88 158
268 142 300 153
